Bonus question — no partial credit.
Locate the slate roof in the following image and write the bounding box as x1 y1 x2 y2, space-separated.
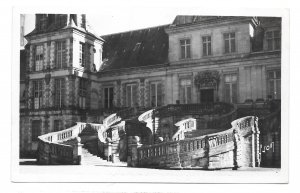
100 25 169 71
25 14 103 41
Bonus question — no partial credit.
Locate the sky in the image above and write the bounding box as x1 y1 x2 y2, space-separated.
24 13 175 36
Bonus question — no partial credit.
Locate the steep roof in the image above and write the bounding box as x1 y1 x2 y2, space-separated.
100 25 169 71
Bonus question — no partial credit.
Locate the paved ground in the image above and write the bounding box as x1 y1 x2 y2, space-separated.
15 159 282 183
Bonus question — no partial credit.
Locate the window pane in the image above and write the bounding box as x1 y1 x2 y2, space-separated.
187 45 191 58
275 79 281 99
157 83 162 106
276 71 281 78
179 86 185 104
269 80 275 97
225 40 229 53
224 84 231 103
150 84 156 107
132 85 138 107
232 83 237 103
203 43 207 56
274 38 281 50
126 85 132 107
208 42 211 55
109 88 114 108
104 88 109 108
186 86 192 104
230 38 235 52
267 39 273 50
225 75 230 83
231 75 237 82
268 71 274 79
181 46 185 58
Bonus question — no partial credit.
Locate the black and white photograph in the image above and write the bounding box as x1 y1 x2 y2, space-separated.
7 1 293 190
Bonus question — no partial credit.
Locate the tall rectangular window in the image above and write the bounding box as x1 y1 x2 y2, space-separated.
79 78 87 109
54 78 65 108
104 87 114 109
126 84 138 107
150 82 163 107
33 80 43 109
268 70 281 99
266 31 281 51
53 120 62 132
224 33 236 53
202 36 212 56
56 41 66 68
79 42 85 67
179 79 192 104
224 74 237 103
35 45 44 71
180 39 191 59
31 120 41 142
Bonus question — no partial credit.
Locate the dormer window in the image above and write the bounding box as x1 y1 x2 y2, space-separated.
266 31 281 51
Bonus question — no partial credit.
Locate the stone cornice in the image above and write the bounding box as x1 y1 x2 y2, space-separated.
165 17 256 35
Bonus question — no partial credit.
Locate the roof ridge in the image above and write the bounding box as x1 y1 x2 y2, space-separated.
101 24 170 38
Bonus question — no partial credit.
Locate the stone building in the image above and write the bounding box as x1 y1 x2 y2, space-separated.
20 14 281 157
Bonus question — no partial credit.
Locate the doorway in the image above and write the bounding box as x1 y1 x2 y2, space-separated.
200 89 214 103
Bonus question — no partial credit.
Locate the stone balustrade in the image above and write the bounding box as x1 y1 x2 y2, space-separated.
37 122 103 165
154 102 234 118
129 116 260 170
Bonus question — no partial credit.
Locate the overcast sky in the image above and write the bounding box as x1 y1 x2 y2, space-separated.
24 14 175 36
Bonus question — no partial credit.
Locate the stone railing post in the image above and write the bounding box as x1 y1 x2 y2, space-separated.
231 116 260 168
72 137 82 165
203 136 210 169
127 136 142 167
104 139 112 161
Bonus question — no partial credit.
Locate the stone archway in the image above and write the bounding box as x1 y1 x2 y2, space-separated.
194 71 220 103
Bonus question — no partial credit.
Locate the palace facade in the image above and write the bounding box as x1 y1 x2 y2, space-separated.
20 14 281 157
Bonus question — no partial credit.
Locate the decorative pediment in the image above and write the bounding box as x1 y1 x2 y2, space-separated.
194 70 220 89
